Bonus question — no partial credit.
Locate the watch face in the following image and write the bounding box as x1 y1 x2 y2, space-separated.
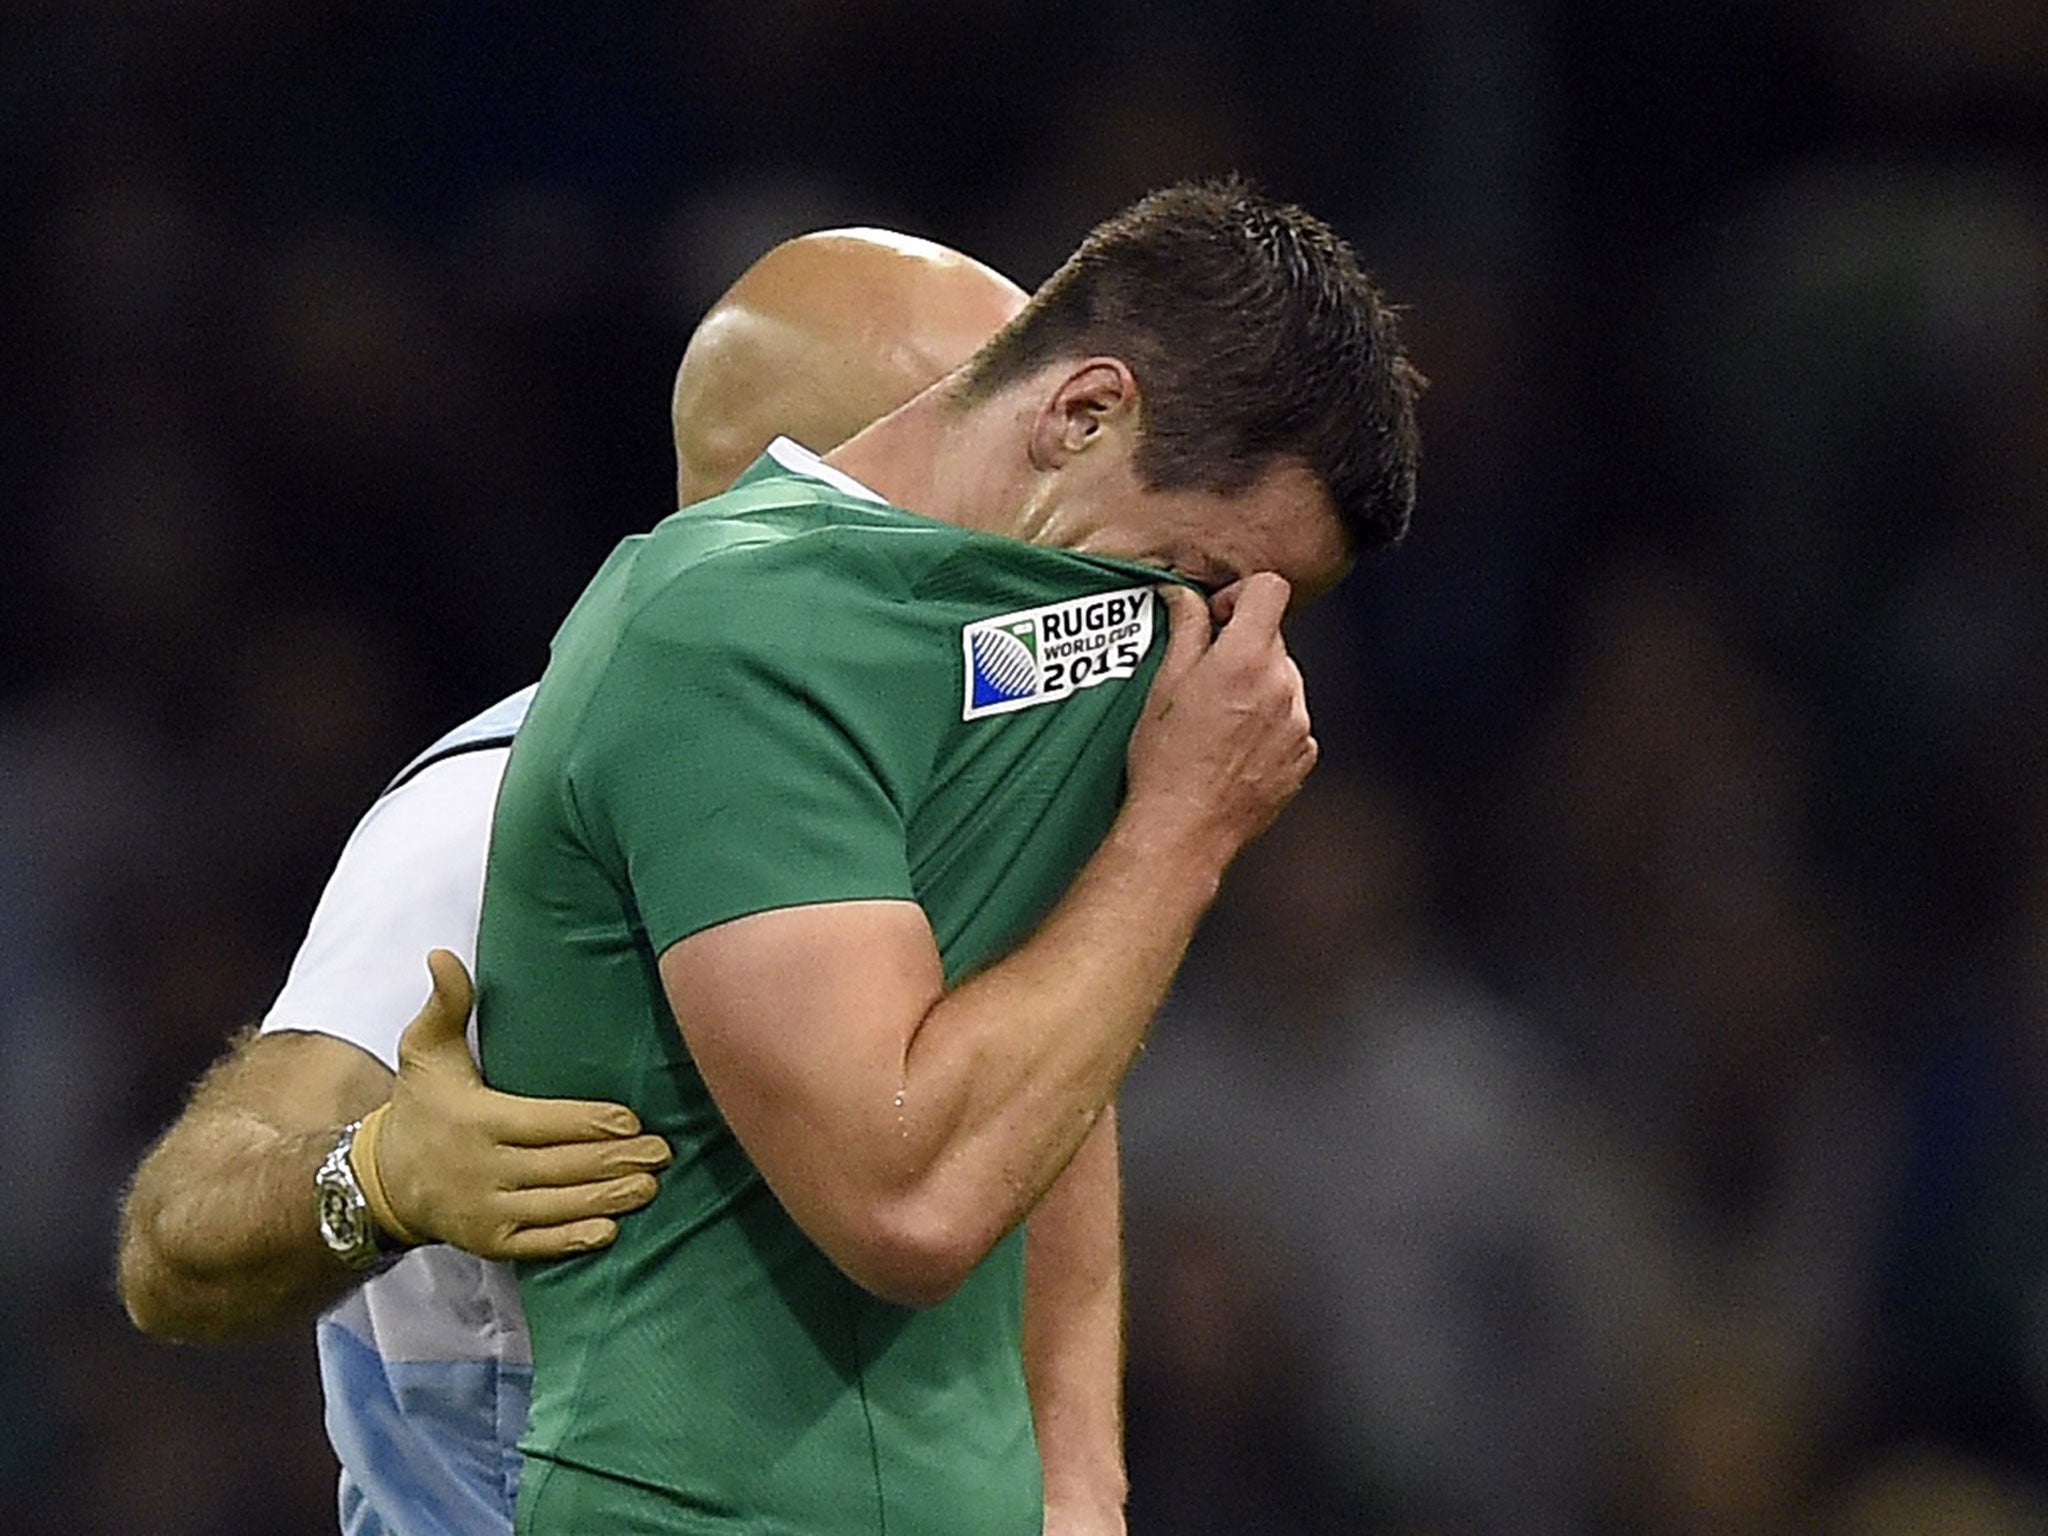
317 1137 379 1267
319 1183 363 1248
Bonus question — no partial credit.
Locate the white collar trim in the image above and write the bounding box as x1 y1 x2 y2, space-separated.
765 436 889 505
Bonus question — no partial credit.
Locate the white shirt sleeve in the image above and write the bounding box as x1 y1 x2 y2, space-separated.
260 748 510 1071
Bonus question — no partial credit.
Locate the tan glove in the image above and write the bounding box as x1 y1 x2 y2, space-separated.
350 949 671 1261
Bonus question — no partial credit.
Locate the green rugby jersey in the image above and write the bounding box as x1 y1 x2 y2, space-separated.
476 440 1180 1535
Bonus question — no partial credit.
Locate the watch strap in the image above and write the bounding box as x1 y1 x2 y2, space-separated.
350 1102 427 1249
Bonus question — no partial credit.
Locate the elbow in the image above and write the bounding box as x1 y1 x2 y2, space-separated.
116 1210 232 1346
115 1236 187 1342
115 1203 173 1338
847 1254 969 1312
119 1267 241 1346
832 1196 998 1310
119 1279 187 1343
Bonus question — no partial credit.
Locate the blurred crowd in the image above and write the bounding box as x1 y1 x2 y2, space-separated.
4 2 2047 1531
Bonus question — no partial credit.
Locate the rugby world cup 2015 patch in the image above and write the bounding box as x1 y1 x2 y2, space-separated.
962 586 1155 720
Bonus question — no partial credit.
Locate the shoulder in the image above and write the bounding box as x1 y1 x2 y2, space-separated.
358 746 509 859
383 685 532 794
636 506 971 625
261 742 509 1066
572 513 975 716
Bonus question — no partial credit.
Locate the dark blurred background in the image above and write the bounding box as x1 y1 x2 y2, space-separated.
4 2 2048 1531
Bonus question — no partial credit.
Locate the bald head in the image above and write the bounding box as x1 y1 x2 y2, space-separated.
671 228 1026 504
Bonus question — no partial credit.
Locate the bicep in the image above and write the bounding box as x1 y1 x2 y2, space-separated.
657 900 942 1221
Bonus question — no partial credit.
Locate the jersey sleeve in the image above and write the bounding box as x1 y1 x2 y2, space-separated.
564 567 939 957
261 749 508 1070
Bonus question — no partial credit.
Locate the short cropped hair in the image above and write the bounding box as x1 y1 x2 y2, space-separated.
954 178 1421 554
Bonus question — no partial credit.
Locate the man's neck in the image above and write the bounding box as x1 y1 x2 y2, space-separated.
826 383 1035 543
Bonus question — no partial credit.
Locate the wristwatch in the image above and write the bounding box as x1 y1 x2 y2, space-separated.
314 1120 400 1271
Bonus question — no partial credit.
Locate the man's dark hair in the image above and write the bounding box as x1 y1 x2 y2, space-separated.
954 177 1421 554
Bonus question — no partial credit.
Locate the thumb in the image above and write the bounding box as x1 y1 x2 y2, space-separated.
400 948 477 1067
1151 585 1212 697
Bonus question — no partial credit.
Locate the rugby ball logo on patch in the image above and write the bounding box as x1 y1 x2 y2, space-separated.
962 586 1155 720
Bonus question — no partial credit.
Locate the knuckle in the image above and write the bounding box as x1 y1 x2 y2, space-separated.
595 1107 640 1138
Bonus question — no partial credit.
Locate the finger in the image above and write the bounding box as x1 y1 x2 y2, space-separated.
500 1134 672 1190
1208 579 1247 627
1213 572 1291 647
497 1173 661 1230
1284 655 1311 722
398 949 477 1064
1150 585 1212 697
495 1217 621 1262
484 1093 649 1145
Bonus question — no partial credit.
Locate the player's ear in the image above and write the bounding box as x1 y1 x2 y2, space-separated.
1027 358 1139 470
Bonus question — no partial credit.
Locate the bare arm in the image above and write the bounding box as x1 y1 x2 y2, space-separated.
119 952 671 1344
1026 1107 1128 1536
118 1028 395 1343
660 574 1312 1308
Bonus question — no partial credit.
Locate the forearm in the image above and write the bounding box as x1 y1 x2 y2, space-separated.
122 969 667 1341
118 1030 394 1344
1025 1107 1128 1530
119 1107 378 1343
676 803 1227 1308
891 803 1226 1279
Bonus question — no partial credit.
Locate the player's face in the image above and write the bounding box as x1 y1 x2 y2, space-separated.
1090 458 1352 609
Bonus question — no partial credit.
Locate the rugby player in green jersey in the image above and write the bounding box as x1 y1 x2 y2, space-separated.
477 179 1422 1535
120 227 1104 1534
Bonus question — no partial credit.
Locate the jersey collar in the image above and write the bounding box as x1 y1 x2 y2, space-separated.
765 437 889 506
